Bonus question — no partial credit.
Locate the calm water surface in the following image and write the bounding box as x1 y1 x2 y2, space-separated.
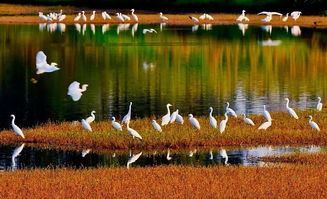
0 24 326 128
1 144 325 171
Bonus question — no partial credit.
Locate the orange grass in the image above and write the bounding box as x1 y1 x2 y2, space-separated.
0 110 326 150
0 164 326 199
0 4 326 27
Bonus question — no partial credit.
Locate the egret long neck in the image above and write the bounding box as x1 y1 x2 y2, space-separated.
128 104 132 114
11 116 15 125
167 105 171 115
286 100 289 108
209 109 213 117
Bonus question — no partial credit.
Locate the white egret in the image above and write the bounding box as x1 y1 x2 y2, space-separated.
82 11 87 22
206 14 214 20
188 114 200 130
199 13 206 20
81 149 91 157
127 152 142 168
152 120 162 132
308 115 320 131
131 9 138 22
143 28 157 34
58 14 66 22
176 111 184 124
90 11 96 21
317 97 323 111
74 13 81 21
261 14 272 22
209 107 217 128
67 81 88 101
38 12 48 21
101 12 107 20
104 11 111 20
166 149 172 160
189 16 199 23
220 149 229 165
159 12 168 21
36 51 60 74
10 115 25 139
121 13 131 21
263 105 272 121
225 102 237 117
243 114 255 126
75 23 81 33
282 13 289 22
122 102 133 125
237 10 249 22
219 112 228 133
258 120 272 130
131 23 138 37
127 121 142 140
115 13 125 22
111 117 122 131
161 104 172 126
81 119 92 132
291 11 301 21
258 11 283 16
85 110 96 124
285 98 299 119
170 109 178 123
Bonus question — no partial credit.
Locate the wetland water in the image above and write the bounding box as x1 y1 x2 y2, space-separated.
0 24 326 128
0 144 325 171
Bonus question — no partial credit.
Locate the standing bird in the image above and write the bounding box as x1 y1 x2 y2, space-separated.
131 9 138 22
161 104 172 126
282 13 289 22
122 102 133 125
111 117 122 131
258 120 272 130
81 119 92 132
74 12 81 22
237 10 249 22
188 114 200 130
159 12 168 21
90 11 96 21
152 120 162 132
81 11 87 22
219 112 228 133
308 115 320 131
209 107 217 128
225 102 237 117
10 115 25 139
126 121 142 139
263 105 272 121
115 13 125 22
291 11 302 21
189 16 199 23
243 114 255 126
176 110 184 124
85 111 96 124
170 109 178 123
285 98 299 119
199 13 206 20
121 13 131 21
205 14 214 20
317 97 323 111
38 12 48 21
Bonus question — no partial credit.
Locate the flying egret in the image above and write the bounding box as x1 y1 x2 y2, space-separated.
166 149 172 160
143 28 157 34
282 13 289 22
209 107 217 128
159 12 168 21
90 11 96 21
317 97 323 111
258 120 272 130
225 102 237 117
10 115 25 139
176 111 184 124
81 11 87 22
127 152 142 168
189 16 199 23
85 110 96 124
170 109 178 123
219 112 228 133
258 11 283 16
127 121 142 139
122 102 132 125
115 13 125 22
243 114 255 126
67 81 88 101
285 98 299 119
188 114 200 130
81 119 92 132
36 51 60 74
291 11 301 21
237 10 249 22
162 104 172 126
308 115 320 131
152 120 162 132
263 105 272 121
111 117 122 131
131 9 138 22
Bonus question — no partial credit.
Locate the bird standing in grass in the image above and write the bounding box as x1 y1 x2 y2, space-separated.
85 111 96 124
243 114 255 126
81 119 92 132
10 115 25 139
127 121 142 139
209 107 217 128
162 104 172 126
152 120 162 132
188 114 200 130
308 115 320 131
160 12 168 21
285 98 299 119
122 102 132 125
131 9 138 22
111 117 122 131
263 105 272 121
225 102 237 117
219 112 228 133
317 97 323 111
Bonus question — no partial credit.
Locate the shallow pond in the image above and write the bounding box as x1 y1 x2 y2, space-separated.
0 144 325 171
0 24 326 128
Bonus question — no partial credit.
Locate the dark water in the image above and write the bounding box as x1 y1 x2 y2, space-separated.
0 24 326 128
0 144 325 171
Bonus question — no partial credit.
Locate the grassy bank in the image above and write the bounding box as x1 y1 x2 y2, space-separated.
0 110 326 150
0 164 326 198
